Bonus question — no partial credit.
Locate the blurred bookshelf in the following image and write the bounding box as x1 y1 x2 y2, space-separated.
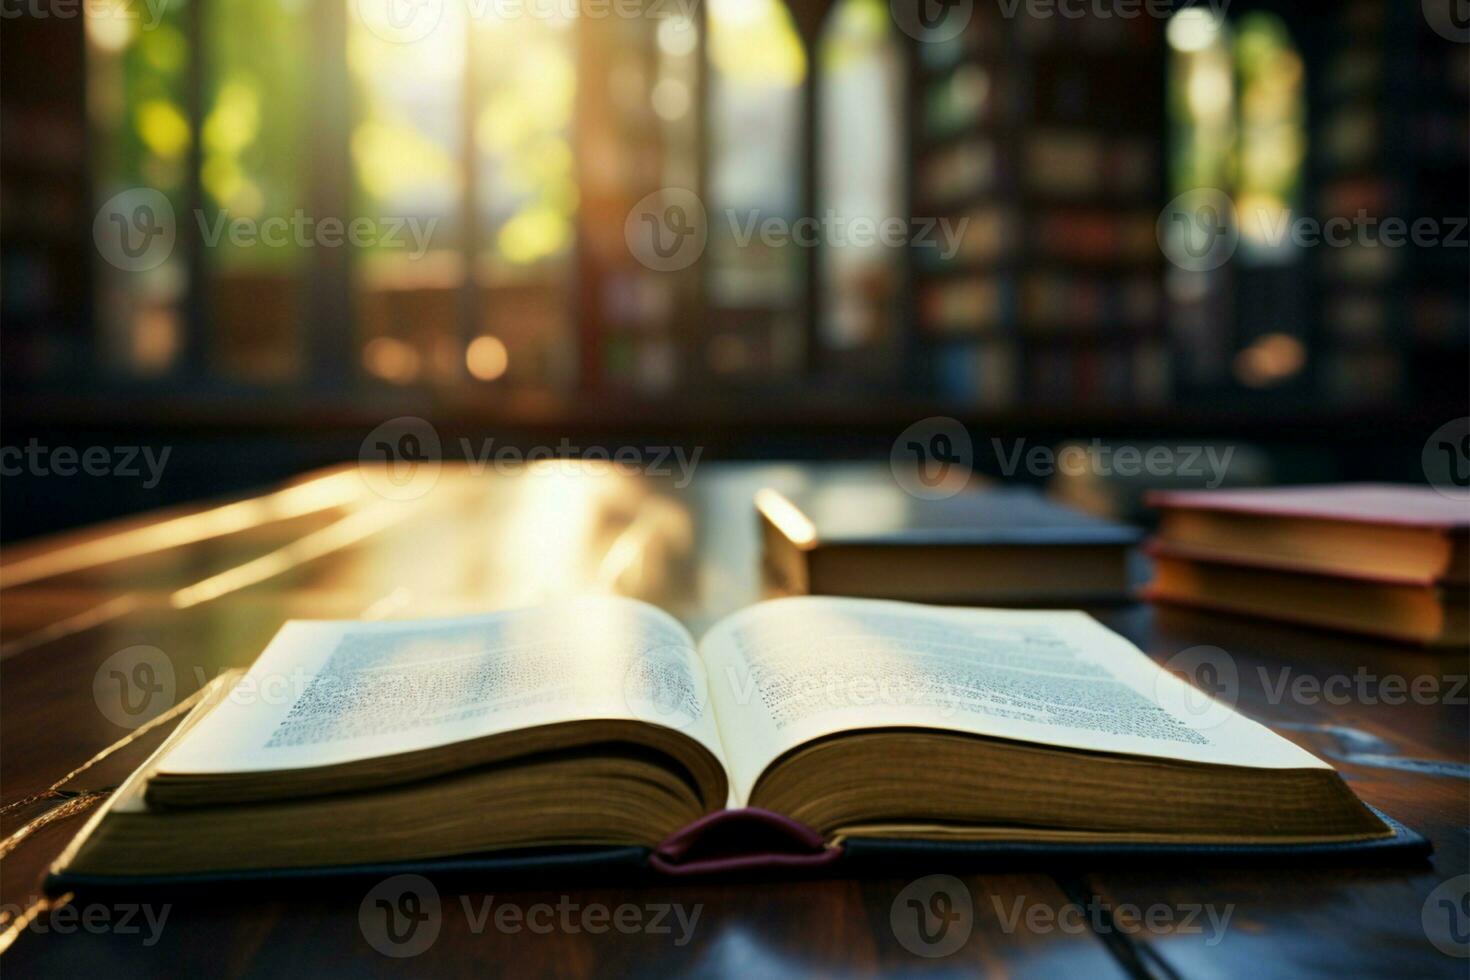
576 13 696 394
909 6 1166 412
1313 0 1469 406
1 10 91 383
1 0 1465 439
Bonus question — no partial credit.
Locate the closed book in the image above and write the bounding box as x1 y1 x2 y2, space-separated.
757 485 1140 605
1146 484 1469 586
1145 548 1468 647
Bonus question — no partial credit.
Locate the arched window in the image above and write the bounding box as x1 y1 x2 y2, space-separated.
1166 8 1308 391
85 0 911 398
87 0 194 378
350 1 470 386
573 12 699 394
203 0 312 382
471 14 578 386
817 0 904 367
351 7 582 389
1233 13 1306 265
704 0 807 380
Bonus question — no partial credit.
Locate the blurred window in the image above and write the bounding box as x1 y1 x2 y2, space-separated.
206 0 312 383
1165 9 1308 392
1233 14 1307 266
87 0 192 378
818 0 904 360
704 0 807 381
350 0 468 387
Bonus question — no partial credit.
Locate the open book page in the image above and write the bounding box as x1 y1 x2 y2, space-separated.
698 597 1327 807
159 597 727 776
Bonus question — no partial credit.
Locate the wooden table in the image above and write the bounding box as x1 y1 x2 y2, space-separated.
2 462 1466 977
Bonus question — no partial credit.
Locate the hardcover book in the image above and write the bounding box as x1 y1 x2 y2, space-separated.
757 485 1140 604
1147 484 1469 586
50 597 1424 888
1147 485 1469 645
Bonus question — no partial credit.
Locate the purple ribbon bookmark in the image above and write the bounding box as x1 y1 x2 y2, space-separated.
650 808 843 877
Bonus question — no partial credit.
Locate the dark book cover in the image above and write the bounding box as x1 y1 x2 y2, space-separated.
756 482 1140 605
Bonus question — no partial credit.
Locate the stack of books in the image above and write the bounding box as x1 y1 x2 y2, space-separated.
1145 485 1468 646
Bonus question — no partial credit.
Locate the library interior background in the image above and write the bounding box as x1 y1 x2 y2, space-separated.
3 0 1467 538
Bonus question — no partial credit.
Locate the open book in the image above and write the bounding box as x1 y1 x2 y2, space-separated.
56 596 1394 878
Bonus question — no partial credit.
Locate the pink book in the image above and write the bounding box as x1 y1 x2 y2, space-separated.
1147 484 1470 529
1146 483 1469 591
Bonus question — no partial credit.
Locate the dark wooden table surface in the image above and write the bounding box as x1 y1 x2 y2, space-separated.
2 462 1466 978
